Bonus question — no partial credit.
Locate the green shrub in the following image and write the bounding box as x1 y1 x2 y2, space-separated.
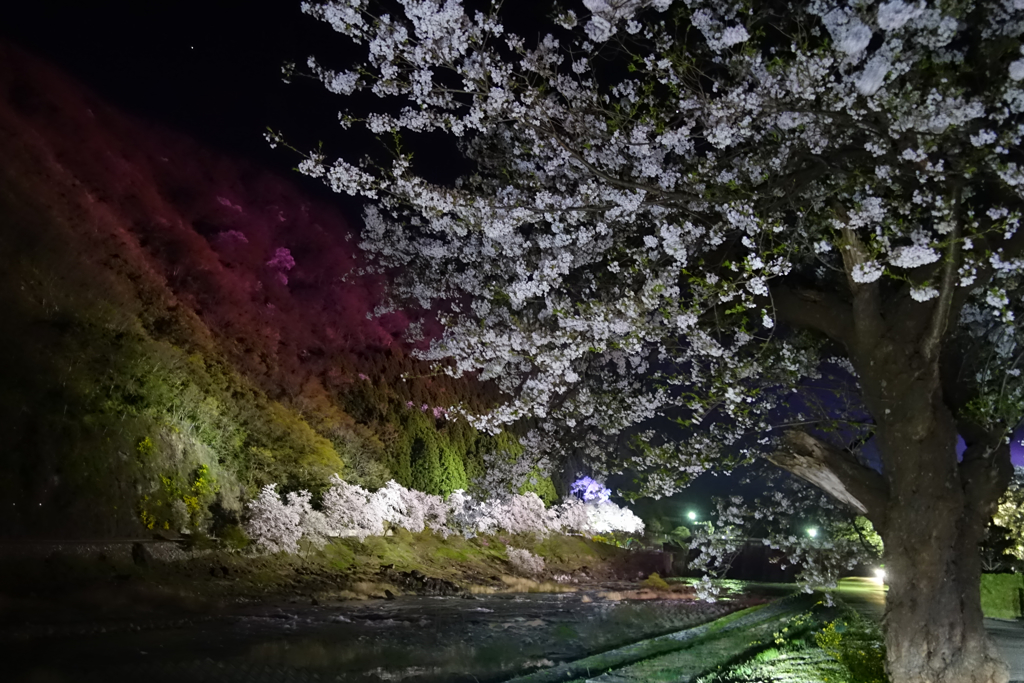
641 572 671 591
815 612 887 683
135 436 155 461
669 525 692 545
518 466 558 505
981 573 1024 619
217 523 250 551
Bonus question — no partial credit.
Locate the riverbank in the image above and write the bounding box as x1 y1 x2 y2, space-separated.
0 533 770 683
0 530 679 627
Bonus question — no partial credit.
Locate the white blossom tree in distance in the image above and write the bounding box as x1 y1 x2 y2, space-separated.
274 1 1024 681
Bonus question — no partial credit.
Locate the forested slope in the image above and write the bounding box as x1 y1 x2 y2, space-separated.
0 43 547 538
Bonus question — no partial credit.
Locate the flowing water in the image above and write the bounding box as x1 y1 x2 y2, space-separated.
7 588 739 682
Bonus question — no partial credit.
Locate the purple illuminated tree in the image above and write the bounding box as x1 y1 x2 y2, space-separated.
266 246 295 285
281 1 1024 681
570 476 612 504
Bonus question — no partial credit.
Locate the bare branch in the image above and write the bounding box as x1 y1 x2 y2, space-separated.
768 430 889 530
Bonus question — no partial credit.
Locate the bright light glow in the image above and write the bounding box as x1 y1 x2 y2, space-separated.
687 511 698 521
807 527 818 538
874 568 886 584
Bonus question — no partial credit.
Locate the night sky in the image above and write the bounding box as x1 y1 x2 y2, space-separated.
2 2 332 164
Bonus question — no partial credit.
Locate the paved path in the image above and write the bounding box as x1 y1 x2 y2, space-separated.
987 618 1024 683
838 578 1024 683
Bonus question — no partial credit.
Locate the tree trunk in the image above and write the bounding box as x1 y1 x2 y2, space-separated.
883 479 1008 683
771 243 1017 682
868 355 1010 683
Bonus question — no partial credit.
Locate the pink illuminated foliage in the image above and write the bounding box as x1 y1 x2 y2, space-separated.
0 45 505 423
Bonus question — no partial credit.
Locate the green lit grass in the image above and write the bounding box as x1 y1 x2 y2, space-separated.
669 577 801 599
695 646 849 683
696 601 887 683
981 573 1024 620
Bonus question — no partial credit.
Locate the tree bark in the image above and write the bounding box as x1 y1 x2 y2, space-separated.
860 341 1010 683
879 428 1009 683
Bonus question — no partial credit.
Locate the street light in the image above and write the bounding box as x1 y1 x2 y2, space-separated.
807 527 818 538
687 511 698 521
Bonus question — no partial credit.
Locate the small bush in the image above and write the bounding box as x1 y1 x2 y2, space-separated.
815 612 887 683
641 572 671 591
218 523 250 550
136 436 156 461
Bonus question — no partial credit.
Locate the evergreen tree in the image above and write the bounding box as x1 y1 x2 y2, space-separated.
410 431 442 495
438 443 468 496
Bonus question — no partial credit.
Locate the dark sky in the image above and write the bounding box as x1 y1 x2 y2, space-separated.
2 1 350 169
0 1 543 179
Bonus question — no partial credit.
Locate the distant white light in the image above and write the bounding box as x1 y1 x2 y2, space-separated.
807 527 818 538
687 511 698 521
874 568 886 584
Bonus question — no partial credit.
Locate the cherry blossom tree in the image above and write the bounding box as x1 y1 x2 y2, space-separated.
255 476 643 542
569 475 612 503
244 484 304 554
321 475 384 540
282 1 1024 680
507 547 547 575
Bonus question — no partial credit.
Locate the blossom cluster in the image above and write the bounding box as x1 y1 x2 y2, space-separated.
506 547 546 575
266 246 296 285
570 476 612 503
286 0 1024 497
243 476 645 553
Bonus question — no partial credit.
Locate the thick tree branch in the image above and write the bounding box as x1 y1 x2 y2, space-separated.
768 430 890 530
771 285 854 345
921 188 962 362
836 221 886 354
